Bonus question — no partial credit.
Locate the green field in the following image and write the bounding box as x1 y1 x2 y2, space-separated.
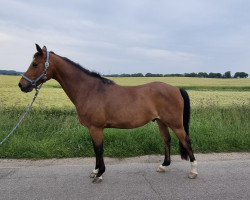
0 75 249 159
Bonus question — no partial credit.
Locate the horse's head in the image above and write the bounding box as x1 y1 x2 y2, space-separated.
18 44 52 92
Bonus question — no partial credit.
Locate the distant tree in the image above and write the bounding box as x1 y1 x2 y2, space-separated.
223 71 231 78
190 72 198 77
104 71 249 79
217 73 223 78
241 72 248 78
120 73 131 77
0 70 23 75
208 73 214 78
197 72 208 78
145 73 151 77
131 73 144 77
164 73 183 77
234 72 240 78
184 72 198 77
145 73 163 77
208 72 222 78
234 72 249 78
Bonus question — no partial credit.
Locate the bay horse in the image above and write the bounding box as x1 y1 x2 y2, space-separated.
19 44 198 183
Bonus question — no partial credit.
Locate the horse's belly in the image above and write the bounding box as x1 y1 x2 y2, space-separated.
105 121 150 129
105 111 157 129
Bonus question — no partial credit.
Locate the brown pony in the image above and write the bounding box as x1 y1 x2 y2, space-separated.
19 44 198 183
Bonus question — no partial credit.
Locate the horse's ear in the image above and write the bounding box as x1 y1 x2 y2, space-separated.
35 44 43 55
42 46 47 52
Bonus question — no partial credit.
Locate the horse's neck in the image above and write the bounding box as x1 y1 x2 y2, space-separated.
52 57 96 105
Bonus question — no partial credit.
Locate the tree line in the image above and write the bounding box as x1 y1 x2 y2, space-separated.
0 70 23 75
0 69 248 78
105 71 249 78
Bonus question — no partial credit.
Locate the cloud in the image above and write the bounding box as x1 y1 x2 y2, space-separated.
0 0 250 75
0 32 13 42
129 47 201 61
126 47 209 72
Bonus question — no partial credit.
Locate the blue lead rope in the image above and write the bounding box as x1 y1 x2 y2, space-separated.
0 83 43 146
1 49 50 145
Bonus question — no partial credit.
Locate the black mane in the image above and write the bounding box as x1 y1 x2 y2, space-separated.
51 52 114 85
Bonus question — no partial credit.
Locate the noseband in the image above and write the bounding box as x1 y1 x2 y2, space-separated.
22 50 50 91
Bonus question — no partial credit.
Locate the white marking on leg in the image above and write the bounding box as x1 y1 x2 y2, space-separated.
157 164 166 172
190 161 198 174
92 168 99 174
90 168 99 178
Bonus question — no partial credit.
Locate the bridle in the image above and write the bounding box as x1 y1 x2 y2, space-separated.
22 50 50 91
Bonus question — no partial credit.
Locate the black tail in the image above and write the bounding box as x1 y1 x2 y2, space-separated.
179 88 191 160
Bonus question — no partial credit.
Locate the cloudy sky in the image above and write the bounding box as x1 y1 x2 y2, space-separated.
0 0 249 75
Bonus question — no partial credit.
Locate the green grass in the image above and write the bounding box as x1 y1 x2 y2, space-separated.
0 102 249 159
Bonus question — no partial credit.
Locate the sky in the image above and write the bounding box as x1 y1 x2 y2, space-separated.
0 0 250 76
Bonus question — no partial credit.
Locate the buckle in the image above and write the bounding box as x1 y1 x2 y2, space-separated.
45 62 49 69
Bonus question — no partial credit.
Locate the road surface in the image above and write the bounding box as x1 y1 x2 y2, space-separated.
0 153 249 200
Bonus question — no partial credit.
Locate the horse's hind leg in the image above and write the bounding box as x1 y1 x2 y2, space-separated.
89 127 105 183
156 120 171 173
171 126 198 179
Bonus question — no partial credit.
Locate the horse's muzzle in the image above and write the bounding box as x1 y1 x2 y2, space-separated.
18 82 33 93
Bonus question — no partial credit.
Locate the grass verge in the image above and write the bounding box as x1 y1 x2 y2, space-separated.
0 103 249 159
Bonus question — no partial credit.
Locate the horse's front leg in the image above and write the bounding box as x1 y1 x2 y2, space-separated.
89 127 105 183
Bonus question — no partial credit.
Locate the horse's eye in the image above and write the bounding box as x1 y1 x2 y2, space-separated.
33 63 38 68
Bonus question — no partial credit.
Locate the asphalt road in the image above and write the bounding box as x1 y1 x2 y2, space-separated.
0 157 250 200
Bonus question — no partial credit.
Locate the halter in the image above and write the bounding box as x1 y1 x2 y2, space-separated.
22 50 50 91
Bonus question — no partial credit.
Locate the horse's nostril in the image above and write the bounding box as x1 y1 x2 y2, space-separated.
18 83 22 89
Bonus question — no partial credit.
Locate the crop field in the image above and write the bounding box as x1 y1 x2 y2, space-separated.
0 75 249 159
1 76 250 108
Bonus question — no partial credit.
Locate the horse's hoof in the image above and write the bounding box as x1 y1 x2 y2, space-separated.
90 172 97 178
92 176 103 184
157 165 166 173
188 172 198 179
